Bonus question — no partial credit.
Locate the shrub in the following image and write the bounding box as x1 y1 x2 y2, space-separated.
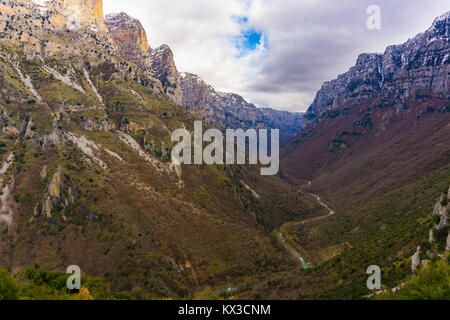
377 259 450 300
0 269 19 300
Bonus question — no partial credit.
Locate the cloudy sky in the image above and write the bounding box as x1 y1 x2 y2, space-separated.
103 0 449 112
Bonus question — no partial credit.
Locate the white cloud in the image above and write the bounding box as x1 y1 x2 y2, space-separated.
104 0 450 112
103 0 258 92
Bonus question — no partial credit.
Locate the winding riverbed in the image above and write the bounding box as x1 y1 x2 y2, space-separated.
277 181 335 269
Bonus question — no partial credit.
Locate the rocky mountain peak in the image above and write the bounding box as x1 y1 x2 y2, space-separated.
149 44 183 105
105 12 150 66
59 0 107 32
305 11 450 121
0 0 114 58
430 11 450 37
30 0 108 32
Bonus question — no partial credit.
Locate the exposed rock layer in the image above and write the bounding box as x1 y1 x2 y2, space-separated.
305 11 450 120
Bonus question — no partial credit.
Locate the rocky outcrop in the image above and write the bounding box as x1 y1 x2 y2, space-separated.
5 0 108 33
120 119 145 134
305 11 450 120
81 119 116 132
411 246 421 272
433 193 449 230
180 72 304 144
105 13 181 104
0 0 114 58
51 0 109 33
305 53 383 119
36 166 75 220
149 44 183 105
105 12 149 68
2 125 19 136
414 187 450 271
447 233 450 251
104 12 167 98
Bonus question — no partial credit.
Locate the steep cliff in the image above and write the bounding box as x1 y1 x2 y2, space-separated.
149 44 183 105
305 11 450 120
105 12 149 68
52 0 109 32
0 0 114 58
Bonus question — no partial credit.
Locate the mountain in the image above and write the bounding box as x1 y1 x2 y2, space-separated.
180 72 304 144
105 12 150 68
103 11 304 144
282 11 449 188
0 0 322 299
305 12 450 121
0 0 448 301
149 44 183 106
257 11 450 299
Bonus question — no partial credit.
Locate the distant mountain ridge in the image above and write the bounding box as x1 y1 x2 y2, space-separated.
104 12 304 143
180 72 304 144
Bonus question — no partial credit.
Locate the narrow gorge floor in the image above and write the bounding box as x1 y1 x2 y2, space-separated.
277 181 337 269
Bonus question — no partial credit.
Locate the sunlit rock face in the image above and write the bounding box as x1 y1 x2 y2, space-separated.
30 0 109 32
0 0 114 57
105 12 150 67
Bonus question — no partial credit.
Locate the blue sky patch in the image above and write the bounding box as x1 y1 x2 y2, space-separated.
233 28 268 58
242 29 263 50
231 15 268 58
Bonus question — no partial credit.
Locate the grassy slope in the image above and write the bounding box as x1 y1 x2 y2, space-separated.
240 88 450 299
239 165 449 299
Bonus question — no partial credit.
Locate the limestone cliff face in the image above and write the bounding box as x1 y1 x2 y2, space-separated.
0 0 114 58
27 0 109 33
52 0 109 32
149 44 183 105
105 12 149 67
413 187 450 271
305 11 450 120
34 166 75 221
305 53 383 120
180 72 304 144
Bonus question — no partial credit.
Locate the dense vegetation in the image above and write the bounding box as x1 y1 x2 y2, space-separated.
377 257 450 300
0 268 103 300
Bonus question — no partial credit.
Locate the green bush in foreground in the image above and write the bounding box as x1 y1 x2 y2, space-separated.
0 269 20 300
0 268 119 300
378 259 450 300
